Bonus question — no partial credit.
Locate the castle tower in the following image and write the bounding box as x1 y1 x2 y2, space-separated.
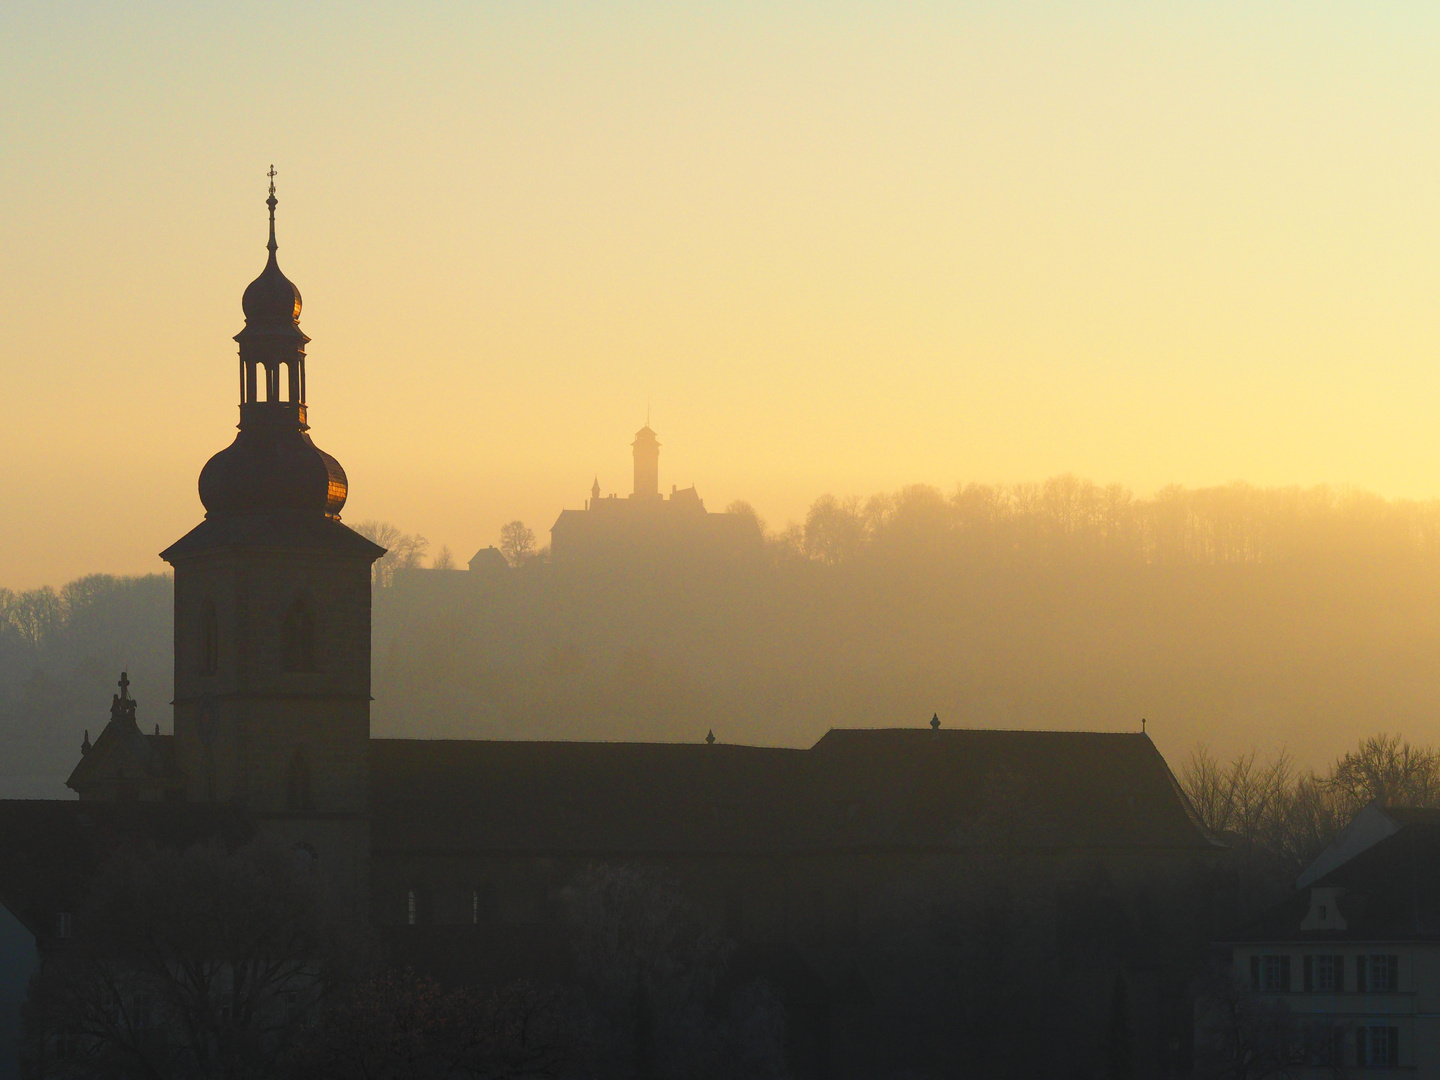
160 176 383 881
631 424 660 500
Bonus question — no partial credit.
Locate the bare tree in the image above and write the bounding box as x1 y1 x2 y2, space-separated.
353 521 429 587
499 522 537 569
1328 733 1440 810
1193 967 1342 1080
284 969 579 1080
567 864 787 1080
433 546 456 571
23 839 349 1080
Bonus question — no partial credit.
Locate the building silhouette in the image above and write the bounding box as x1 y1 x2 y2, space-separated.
0 187 1223 1080
549 426 762 567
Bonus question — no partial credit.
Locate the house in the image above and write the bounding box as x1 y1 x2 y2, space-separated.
1221 811 1440 1074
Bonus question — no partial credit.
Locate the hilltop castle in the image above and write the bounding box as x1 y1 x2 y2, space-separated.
549 425 762 567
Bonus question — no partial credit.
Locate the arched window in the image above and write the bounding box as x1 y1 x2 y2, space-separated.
406 889 418 926
282 600 316 672
199 601 218 676
286 747 313 812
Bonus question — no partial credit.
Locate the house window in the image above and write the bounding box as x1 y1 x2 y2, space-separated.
1357 954 1399 993
282 600 316 673
1251 953 1290 992
1304 1022 1344 1067
55 912 72 939
407 889 418 926
1358 1025 1400 1067
1305 954 1342 992
200 601 218 676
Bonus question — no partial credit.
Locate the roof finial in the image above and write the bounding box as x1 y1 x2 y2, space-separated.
1141 717 1147 734
118 671 131 701
930 713 941 730
266 165 278 254
706 729 716 745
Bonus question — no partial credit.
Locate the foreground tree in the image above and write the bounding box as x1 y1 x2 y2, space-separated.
283 970 579 1080
568 864 787 1080
24 839 348 1080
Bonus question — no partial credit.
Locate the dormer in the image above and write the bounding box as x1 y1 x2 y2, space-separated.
1300 886 1348 932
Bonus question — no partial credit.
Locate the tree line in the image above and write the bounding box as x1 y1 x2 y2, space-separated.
743 477 1440 569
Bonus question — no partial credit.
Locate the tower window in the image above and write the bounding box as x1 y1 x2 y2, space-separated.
282 600 316 672
407 889 418 926
200 601 218 676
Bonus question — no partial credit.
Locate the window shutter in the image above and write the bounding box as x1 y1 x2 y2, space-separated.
1304 955 1313 992
1388 1026 1400 1065
1356 1026 1367 1066
1357 955 1367 993
1388 955 1399 991
1251 955 1261 990
1279 955 1290 991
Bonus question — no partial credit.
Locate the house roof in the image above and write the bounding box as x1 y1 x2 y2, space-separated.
370 728 1216 857
1235 819 1440 943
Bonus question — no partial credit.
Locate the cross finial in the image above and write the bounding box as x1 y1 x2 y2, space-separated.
118 671 131 700
265 166 278 253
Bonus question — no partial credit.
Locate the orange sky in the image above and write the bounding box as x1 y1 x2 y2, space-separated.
3 3 1440 588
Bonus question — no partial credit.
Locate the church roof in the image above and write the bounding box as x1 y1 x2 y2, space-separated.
370 729 1214 857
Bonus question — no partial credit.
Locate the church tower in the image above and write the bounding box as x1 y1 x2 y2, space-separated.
160 177 384 879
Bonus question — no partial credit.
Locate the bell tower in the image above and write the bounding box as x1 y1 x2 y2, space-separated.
161 174 384 884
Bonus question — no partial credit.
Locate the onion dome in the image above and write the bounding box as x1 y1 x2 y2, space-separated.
199 433 347 518
196 169 347 521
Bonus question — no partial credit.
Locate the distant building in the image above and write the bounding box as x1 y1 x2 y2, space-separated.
549 426 762 567
1216 807 1440 1074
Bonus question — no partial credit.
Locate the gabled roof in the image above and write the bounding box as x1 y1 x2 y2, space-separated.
1236 819 1440 943
370 728 1216 857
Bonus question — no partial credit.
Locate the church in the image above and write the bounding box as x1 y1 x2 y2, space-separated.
1 184 1221 1080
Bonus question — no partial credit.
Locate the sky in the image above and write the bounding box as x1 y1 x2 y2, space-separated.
3 2 1440 588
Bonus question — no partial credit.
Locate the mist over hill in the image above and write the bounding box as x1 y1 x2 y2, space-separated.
7 476 1440 796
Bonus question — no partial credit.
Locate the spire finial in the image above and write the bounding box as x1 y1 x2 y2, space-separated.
118 671 131 701
930 713 940 730
266 165 278 254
